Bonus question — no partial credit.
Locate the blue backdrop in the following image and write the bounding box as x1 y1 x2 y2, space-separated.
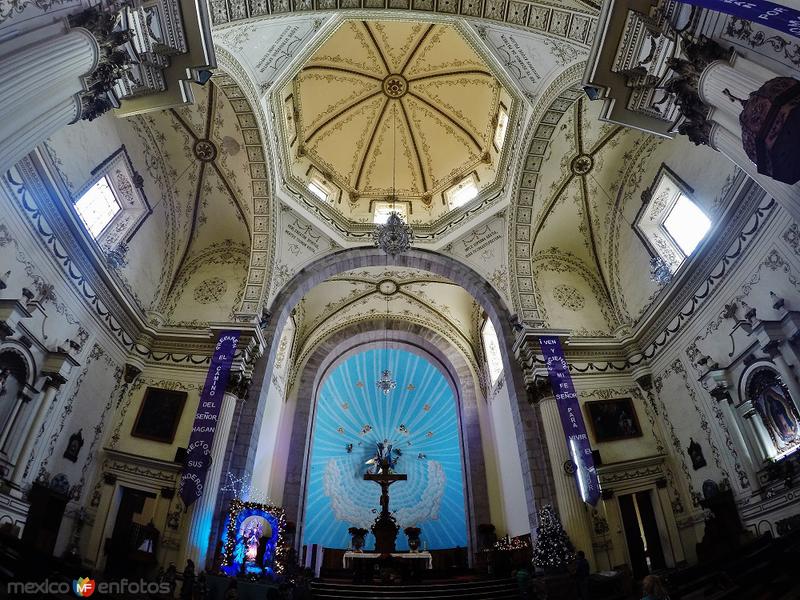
303 348 467 550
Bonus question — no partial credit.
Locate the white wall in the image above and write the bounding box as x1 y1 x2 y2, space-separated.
486 378 529 536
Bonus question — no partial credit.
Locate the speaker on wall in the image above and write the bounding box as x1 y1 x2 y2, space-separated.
174 447 187 464
592 449 602 466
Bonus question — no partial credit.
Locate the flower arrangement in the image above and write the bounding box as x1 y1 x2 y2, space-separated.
404 527 422 552
348 527 368 552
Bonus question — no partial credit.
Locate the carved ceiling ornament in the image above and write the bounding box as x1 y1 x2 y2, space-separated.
552 284 585 311
193 277 229 304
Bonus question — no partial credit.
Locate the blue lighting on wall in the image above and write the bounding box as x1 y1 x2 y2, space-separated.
303 348 467 550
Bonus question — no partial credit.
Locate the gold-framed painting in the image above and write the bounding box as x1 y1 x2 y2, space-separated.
585 398 642 443
131 387 187 444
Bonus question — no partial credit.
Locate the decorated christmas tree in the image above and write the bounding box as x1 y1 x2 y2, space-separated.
532 504 575 572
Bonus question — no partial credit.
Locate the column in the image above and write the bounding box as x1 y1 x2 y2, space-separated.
698 58 771 120
708 123 800 224
713 389 759 490
184 388 241 569
0 24 98 172
538 395 596 568
0 392 32 454
10 375 64 486
740 401 773 462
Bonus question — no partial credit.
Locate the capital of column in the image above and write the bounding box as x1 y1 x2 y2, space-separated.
740 400 758 420
526 376 552 406
123 363 142 385
634 373 653 393
761 337 784 359
66 6 133 121
513 328 569 394
43 373 67 390
225 371 251 400
709 384 733 404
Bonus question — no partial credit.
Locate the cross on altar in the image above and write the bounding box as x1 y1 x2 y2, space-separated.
364 469 407 517
364 455 407 553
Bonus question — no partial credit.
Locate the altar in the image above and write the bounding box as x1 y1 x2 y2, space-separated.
343 551 433 570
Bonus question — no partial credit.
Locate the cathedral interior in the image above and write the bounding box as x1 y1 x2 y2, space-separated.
1 0 800 598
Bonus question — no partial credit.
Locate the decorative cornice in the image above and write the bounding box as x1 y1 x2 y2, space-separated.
210 1 599 48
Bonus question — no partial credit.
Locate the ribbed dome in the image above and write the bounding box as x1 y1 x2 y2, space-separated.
284 20 511 218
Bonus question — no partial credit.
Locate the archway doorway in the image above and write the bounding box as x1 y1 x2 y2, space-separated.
214 248 555 558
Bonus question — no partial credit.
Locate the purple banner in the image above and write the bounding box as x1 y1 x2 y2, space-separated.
678 0 800 38
179 331 240 509
540 336 600 506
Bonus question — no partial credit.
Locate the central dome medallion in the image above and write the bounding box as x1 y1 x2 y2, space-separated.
279 19 514 225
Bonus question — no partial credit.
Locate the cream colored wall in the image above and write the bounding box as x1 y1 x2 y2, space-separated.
109 368 206 462
45 114 171 313
486 378 530 536
475 381 506 536
252 382 286 498
614 136 740 324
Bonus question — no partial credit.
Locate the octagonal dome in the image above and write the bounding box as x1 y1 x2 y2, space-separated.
278 19 516 228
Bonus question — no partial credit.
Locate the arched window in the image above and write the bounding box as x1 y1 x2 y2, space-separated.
481 318 503 386
71 146 151 252
634 165 711 275
74 176 120 238
746 368 800 457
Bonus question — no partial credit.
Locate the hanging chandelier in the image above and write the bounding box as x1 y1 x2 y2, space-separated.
373 208 413 256
375 291 397 396
649 256 673 285
376 369 397 396
374 105 413 256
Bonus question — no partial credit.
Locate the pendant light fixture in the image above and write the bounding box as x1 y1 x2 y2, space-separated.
375 292 397 396
373 104 413 256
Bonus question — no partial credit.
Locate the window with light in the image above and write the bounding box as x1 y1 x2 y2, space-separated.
307 180 329 202
663 194 711 256
633 166 712 275
481 318 503 386
494 106 509 149
74 176 121 238
446 174 479 209
373 201 408 224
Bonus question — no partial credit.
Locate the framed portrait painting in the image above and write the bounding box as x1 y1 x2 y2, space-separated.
585 398 642 443
131 387 187 443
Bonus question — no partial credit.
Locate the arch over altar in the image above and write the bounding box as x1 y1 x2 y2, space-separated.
217 248 557 550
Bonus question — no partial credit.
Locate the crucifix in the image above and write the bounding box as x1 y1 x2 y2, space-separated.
364 465 407 517
364 442 406 553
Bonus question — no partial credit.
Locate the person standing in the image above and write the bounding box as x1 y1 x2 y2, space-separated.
575 550 591 600
180 559 195 600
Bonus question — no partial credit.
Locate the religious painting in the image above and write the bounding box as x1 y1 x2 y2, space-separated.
748 369 800 450
130 387 187 443
687 438 706 470
585 398 642 443
63 429 84 463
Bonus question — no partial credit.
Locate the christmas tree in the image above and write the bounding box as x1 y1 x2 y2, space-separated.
532 504 575 572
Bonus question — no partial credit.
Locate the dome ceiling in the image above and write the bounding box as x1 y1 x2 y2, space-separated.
278 19 515 226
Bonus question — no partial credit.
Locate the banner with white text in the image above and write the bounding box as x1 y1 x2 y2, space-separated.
678 0 800 38
540 335 600 506
179 331 240 509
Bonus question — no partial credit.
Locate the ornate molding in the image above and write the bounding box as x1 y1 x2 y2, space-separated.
210 1 598 48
